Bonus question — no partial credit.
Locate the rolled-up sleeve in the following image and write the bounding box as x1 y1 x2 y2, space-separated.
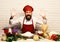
9 18 21 25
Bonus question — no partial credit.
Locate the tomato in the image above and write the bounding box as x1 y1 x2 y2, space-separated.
51 34 58 40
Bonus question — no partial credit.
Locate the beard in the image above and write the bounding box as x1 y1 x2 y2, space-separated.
25 15 32 21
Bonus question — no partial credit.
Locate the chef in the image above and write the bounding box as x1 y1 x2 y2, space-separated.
9 5 47 34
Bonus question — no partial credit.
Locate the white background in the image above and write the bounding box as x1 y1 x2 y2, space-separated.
0 0 60 34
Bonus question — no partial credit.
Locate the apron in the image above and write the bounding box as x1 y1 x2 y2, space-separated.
22 17 35 33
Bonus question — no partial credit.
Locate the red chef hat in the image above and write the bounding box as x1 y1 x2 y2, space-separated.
23 5 33 12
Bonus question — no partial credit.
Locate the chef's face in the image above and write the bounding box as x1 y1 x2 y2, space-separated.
25 11 32 21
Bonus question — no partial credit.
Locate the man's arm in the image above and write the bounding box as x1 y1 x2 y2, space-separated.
35 16 47 31
42 16 47 24
9 8 18 25
9 16 21 25
9 16 21 30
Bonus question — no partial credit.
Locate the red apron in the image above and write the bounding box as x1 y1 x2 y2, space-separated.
22 18 35 33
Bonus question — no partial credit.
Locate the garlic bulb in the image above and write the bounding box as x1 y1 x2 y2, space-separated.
33 35 39 41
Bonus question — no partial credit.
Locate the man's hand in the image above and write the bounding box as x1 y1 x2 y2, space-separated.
40 9 47 20
10 8 16 18
42 16 46 20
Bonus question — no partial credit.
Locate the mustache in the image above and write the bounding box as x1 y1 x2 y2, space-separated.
26 15 31 16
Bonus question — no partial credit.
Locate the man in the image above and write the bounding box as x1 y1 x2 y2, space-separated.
9 5 47 33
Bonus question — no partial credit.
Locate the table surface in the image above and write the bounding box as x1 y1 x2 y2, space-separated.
16 39 56 42
0 39 56 42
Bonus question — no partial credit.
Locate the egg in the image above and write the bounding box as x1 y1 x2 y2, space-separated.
46 36 51 40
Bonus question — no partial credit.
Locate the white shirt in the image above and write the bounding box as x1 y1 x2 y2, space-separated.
10 16 47 29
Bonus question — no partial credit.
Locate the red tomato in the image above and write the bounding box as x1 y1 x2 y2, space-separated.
3 29 8 34
51 34 58 40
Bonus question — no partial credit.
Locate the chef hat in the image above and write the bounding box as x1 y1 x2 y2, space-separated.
23 5 33 12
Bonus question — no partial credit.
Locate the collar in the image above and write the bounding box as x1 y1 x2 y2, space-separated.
25 18 32 22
